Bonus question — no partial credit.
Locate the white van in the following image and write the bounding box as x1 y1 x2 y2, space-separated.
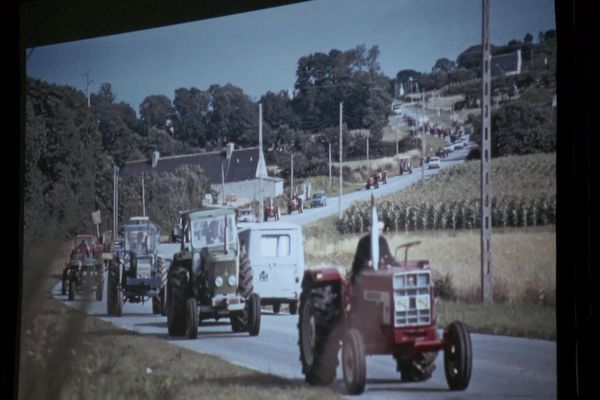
238 222 304 315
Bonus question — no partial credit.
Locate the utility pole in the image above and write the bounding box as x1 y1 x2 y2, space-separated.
141 172 146 216
221 162 226 205
84 70 93 108
366 131 370 176
481 0 493 304
259 103 264 222
338 102 343 219
421 91 426 180
328 142 332 188
290 151 294 196
113 165 119 241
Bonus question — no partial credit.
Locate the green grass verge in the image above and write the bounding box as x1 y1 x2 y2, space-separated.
436 300 556 340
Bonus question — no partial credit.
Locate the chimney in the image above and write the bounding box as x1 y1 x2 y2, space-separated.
226 143 235 160
151 151 160 168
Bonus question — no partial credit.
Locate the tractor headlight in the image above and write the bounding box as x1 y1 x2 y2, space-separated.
227 275 237 286
215 276 224 287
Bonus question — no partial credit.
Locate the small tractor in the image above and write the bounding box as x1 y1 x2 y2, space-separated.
376 168 388 185
298 196 472 394
287 193 304 215
365 175 379 190
263 198 281 221
62 234 105 301
399 156 413 175
166 206 261 339
107 217 166 316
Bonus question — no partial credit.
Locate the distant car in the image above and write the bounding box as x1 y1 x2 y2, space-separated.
311 191 327 207
428 156 441 169
453 140 464 150
444 143 455 153
238 208 257 223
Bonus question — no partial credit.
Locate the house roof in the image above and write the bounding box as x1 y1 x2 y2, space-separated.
491 51 520 76
120 147 262 184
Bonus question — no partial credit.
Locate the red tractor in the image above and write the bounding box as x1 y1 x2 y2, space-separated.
62 234 105 301
365 174 380 190
298 199 472 394
399 156 413 175
376 168 388 185
288 193 304 214
263 198 281 221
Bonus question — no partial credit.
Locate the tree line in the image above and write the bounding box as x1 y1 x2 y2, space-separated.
395 29 556 95
24 34 556 243
24 45 395 243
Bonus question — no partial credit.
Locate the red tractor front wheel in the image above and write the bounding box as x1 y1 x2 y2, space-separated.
444 321 472 390
342 328 366 395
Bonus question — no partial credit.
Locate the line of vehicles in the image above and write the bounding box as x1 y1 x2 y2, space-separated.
63 208 307 337
62 198 472 395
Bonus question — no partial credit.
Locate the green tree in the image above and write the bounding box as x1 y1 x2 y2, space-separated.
293 45 391 138
118 164 211 233
139 94 175 131
259 90 299 130
24 77 105 241
91 83 143 165
172 87 210 146
468 102 555 157
432 58 456 73
205 84 258 149
396 69 422 94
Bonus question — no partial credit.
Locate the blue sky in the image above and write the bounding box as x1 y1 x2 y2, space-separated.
26 0 556 111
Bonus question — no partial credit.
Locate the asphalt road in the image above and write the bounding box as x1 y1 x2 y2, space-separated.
53 142 557 398
54 287 556 399
281 143 473 227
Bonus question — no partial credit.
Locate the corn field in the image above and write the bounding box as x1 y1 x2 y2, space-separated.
338 153 556 233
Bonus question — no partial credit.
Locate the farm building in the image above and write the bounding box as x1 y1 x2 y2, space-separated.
120 143 283 205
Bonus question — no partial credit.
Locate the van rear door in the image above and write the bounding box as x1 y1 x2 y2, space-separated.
251 229 301 300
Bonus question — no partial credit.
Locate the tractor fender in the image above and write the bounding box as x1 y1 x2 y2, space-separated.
171 251 193 272
301 267 344 288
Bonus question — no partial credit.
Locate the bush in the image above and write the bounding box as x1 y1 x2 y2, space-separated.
119 164 211 233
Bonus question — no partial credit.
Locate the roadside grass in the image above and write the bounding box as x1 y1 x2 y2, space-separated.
436 300 555 340
18 240 343 400
303 219 556 339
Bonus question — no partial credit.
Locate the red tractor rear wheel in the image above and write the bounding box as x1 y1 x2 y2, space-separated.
298 284 340 386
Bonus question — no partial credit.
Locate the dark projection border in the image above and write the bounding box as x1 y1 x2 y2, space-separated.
11 1 593 399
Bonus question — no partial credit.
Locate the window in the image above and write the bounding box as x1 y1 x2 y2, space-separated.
260 235 290 257
190 214 237 248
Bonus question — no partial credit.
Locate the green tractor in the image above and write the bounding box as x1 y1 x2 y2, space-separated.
106 217 166 316
166 207 261 339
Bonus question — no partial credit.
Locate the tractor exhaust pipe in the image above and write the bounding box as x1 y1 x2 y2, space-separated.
224 216 228 254
370 194 379 271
